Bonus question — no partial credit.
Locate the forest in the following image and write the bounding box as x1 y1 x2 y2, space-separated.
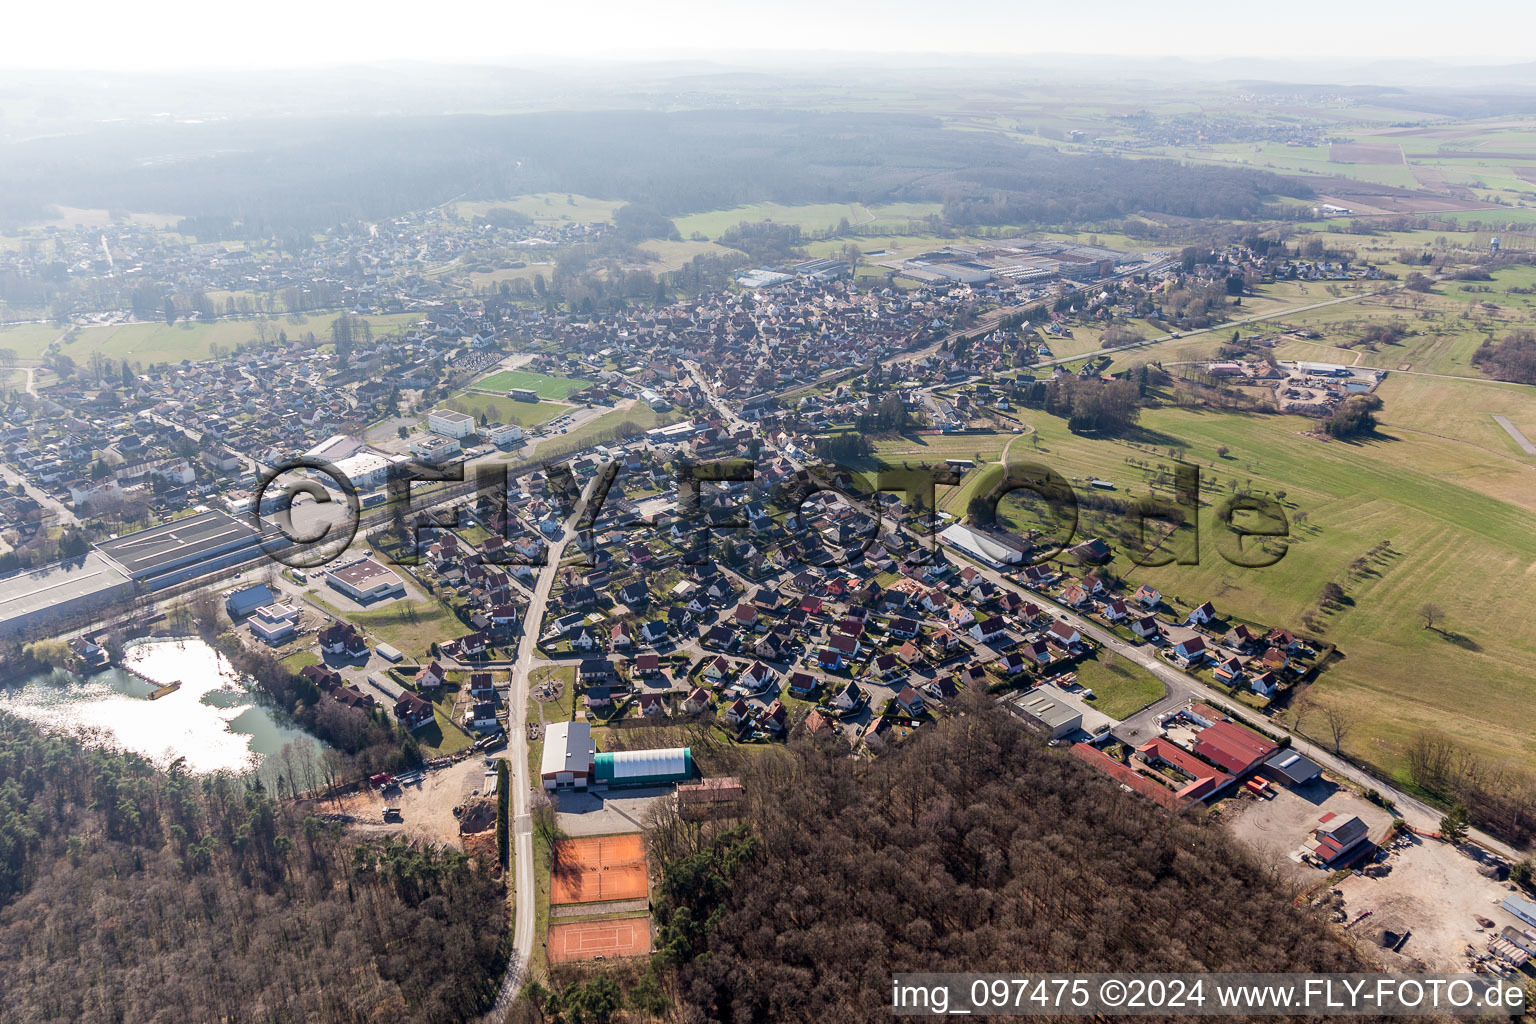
0 110 1314 236
624 699 1387 1024
1472 329 1536 385
0 714 508 1023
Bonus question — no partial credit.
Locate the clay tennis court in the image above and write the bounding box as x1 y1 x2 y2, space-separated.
550 833 649 905
548 915 652 963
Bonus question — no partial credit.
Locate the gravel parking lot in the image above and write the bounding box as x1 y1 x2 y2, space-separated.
1224 777 1394 883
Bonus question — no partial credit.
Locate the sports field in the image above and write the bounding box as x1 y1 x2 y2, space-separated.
472 369 588 400
441 392 564 429
550 834 649 905
547 915 651 963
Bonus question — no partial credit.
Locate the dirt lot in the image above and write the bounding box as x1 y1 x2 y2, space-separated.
1336 835 1525 972
1223 777 1394 883
336 756 490 847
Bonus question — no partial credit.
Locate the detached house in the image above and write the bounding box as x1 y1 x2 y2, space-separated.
970 617 1008 644
1048 620 1081 647
1171 635 1208 665
1186 601 1217 626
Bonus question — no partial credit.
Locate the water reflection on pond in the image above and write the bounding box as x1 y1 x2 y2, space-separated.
3 638 327 778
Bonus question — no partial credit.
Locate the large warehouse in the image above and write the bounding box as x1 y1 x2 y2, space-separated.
0 551 135 639
594 748 694 788
938 523 1031 567
97 509 267 591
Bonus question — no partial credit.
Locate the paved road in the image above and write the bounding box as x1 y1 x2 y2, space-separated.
935 546 1528 861
1493 414 1536 455
489 497 585 1016
0 459 78 525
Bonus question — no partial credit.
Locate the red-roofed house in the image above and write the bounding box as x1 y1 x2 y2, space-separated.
1193 719 1278 776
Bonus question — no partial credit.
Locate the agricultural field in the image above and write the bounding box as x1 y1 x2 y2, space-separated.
451 194 625 224
471 369 589 400
672 201 943 240
636 237 742 272
866 362 1536 780
0 311 423 366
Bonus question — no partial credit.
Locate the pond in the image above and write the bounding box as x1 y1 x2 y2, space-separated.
2 637 329 778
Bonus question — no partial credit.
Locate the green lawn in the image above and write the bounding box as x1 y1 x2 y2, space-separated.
416 707 475 757
1074 652 1165 719
280 650 322 673
441 391 566 428
471 369 590 400
308 591 460 661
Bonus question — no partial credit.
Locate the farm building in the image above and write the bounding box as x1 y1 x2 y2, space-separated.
594 747 694 788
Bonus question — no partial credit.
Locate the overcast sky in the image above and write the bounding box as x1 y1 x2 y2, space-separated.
6 0 1532 71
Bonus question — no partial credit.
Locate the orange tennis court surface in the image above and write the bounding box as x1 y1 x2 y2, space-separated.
550 833 649 905
548 915 652 963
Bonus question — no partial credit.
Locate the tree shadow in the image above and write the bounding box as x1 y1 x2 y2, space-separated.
1431 628 1481 652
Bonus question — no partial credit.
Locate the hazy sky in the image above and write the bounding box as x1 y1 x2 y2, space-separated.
6 0 1533 70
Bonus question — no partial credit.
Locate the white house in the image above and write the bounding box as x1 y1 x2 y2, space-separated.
1186 601 1217 626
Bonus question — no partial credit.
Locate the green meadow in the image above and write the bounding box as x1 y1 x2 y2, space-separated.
865 371 1536 779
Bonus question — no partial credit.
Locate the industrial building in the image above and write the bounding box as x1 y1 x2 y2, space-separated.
541 721 597 790
481 422 524 446
96 509 267 591
0 551 135 639
409 435 461 464
325 556 406 603
331 450 395 490
1010 687 1082 739
427 408 475 438
225 583 277 618
1260 749 1323 787
939 523 1031 566
595 747 694 788
889 239 1138 286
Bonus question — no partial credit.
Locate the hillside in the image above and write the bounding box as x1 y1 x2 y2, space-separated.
0 713 507 1024
644 700 1384 1024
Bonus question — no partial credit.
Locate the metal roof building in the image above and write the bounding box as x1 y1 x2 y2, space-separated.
0 551 134 639
1009 687 1082 740
541 721 596 790
97 509 266 590
938 523 1030 567
595 747 694 788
